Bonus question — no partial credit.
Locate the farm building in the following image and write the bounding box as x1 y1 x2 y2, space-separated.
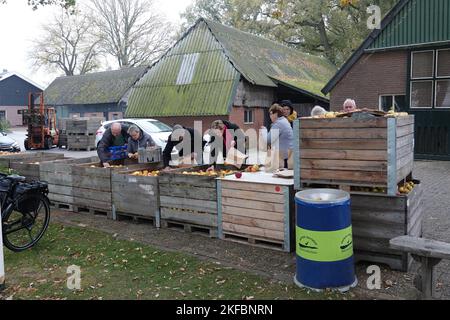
125 18 336 131
0 70 44 126
323 0 450 160
44 66 149 121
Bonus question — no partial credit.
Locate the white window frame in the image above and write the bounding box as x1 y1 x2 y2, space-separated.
411 50 435 80
379 94 405 111
436 49 450 78
410 80 434 109
244 109 254 124
434 79 450 109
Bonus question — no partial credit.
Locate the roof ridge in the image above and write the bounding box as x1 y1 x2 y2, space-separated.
54 66 150 80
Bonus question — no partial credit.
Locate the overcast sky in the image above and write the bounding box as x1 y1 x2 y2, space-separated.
0 0 193 88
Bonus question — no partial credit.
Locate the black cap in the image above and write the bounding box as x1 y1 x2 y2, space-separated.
280 100 293 108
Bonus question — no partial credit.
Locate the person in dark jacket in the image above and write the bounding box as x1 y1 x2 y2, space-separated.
162 125 205 168
127 125 156 160
209 120 246 164
97 122 129 167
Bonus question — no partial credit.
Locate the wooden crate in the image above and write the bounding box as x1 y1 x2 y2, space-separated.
158 165 243 237
10 153 66 181
111 163 162 226
217 173 295 252
66 118 103 135
67 135 96 151
293 116 415 195
0 152 48 169
71 162 144 218
40 156 99 209
352 181 423 272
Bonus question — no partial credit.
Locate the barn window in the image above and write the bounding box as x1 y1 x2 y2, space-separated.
410 49 450 109
379 95 406 112
244 109 254 124
176 53 199 85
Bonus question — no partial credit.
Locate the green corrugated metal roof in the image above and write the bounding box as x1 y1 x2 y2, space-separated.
44 66 149 106
369 0 450 50
126 19 336 118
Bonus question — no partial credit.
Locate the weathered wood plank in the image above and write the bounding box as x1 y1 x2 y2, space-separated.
222 223 284 241
301 169 387 184
352 221 405 239
300 128 388 139
299 117 388 129
160 196 217 213
222 214 284 232
160 208 217 227
300 159 387 172
300 149 387 161
300 139 387 150
221 188 285 203
159 184 216 201
221 181 285 194
397 124 415 138
222 205 284 221
390 236 450 260
222 197 284 213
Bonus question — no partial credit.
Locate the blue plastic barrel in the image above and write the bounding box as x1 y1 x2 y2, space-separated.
294 189 357 291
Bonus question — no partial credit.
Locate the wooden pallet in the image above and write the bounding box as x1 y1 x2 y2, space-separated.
66 147 96 152
115 211 157 227
50 201 74 212
66 118 102 135
73 205 111 217
352 181 424 272
293 116 415 195
67 135 97 151
160 219 218 238
222 231 286 251
9 153 66 181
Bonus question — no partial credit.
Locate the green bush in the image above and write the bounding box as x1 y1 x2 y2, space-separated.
0 119 11 132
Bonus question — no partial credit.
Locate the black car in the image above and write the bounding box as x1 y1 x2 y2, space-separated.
0 132 21 152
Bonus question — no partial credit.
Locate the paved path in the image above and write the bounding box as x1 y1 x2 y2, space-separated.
48 160 450 300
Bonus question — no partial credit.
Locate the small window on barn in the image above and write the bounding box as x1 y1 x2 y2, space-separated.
437 49 450 78
410 81 434 109
435 80 450 108
244 109 254 124
379 95 406 112
411 51 434 79
176 53 200 85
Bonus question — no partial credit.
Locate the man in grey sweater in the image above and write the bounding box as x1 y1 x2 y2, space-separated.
127 125 155 160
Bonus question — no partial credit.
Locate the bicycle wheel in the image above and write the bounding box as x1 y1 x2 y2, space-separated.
2 193 51 252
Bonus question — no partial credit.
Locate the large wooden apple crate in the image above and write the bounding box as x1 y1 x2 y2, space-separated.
217 173 295 252
293 116 415 195
111 163 162 226
0 152 52 169
39 156 99 211
71 162 143 218
352 181 423 272
158 165 247 237
9 153 66 181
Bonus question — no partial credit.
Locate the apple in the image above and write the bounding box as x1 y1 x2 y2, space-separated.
235 172 242 179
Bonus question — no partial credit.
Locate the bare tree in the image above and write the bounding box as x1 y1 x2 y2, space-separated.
28 9 101 76
89 0 173 68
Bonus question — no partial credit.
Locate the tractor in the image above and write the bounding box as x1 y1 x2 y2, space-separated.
21 93 59 150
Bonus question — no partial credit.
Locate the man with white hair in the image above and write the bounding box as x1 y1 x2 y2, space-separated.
97 122 129 167
343 99 358 112
311 106 327 117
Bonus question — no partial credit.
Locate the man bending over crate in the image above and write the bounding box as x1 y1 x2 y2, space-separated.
97 122 129 167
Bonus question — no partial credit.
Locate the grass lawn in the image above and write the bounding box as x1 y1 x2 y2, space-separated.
0 222 347 300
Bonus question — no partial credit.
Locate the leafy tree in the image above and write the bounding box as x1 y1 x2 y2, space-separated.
181 0 398 66
0 0 76 10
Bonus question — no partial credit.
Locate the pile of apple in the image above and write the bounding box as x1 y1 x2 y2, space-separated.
130 170 160 177
398 181 415 194
182 170 237 177
0 152 21 156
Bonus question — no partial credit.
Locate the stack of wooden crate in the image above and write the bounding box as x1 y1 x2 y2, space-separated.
57 118 68 148
293 115 423 271
40 156 100 211
66 118 103 151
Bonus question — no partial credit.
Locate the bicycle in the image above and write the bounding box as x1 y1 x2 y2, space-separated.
0 174 51 252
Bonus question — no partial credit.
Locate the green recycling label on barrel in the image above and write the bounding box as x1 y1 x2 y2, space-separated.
296 226 354 262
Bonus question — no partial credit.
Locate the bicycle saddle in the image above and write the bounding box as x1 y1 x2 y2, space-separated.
6 175 26 183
